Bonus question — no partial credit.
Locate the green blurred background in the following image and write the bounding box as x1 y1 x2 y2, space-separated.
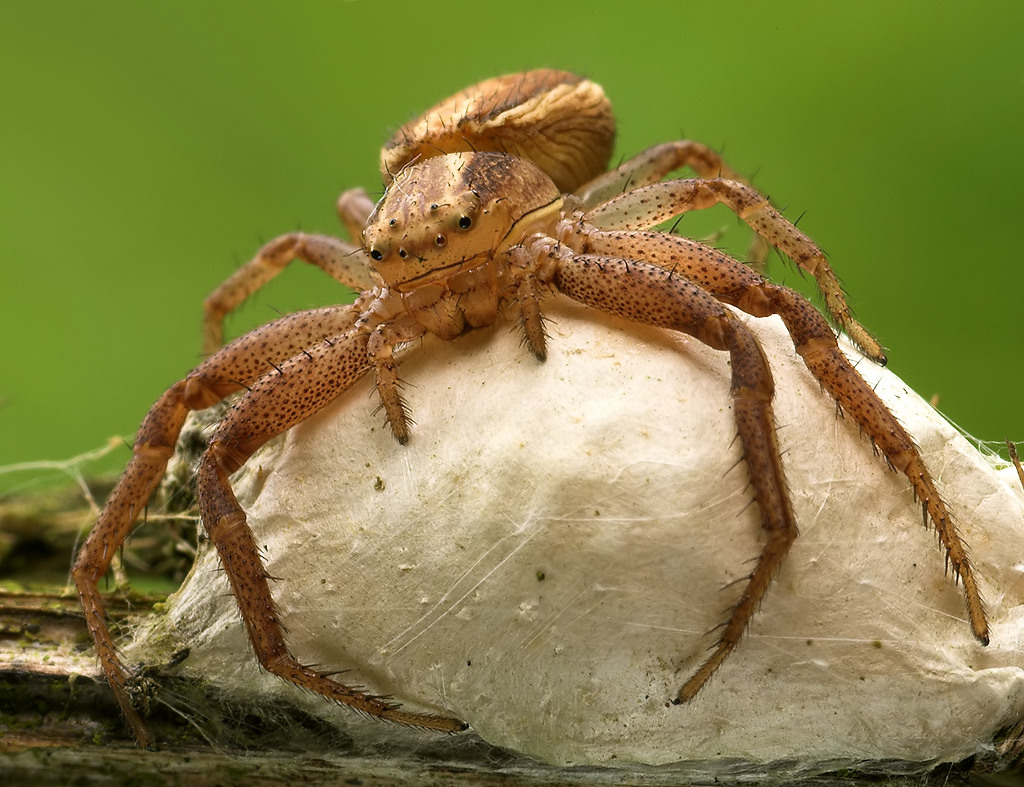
1 1 1020 494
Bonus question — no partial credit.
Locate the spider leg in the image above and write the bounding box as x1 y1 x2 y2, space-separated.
583 178 885 363
583 229 989 645
202 227 376 354
574 140 751 210
1009 441 1024 493
512 270 548 360
72 304 366 747
367 325 415 443
573 141 770 270
195 330 467 732
544 251 798 703
335 186 376 243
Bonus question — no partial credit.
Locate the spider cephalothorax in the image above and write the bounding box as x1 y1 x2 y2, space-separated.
72 69 987 748
365 152 562 291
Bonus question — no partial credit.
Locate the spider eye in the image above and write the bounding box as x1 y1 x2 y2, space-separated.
435 234 446 247
458 215 472 230
430 203 439 212
369 248 383 261
389 218 398 227
398 248 407 258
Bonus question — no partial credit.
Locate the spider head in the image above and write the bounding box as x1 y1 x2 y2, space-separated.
364 152 562 292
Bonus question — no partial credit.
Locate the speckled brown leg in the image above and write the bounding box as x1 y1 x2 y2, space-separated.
573 141 771 270
575 140 752 209
195 329 466 732
202 232 374 353
582 179 884 363
549 253 798 701
582 230 989 646
72 304 368 746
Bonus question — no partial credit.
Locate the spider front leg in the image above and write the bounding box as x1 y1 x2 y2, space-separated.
73 304 368 747
536 247 799 703
202 194 378 354
585 178 885 363
195 327 466 732
582 228 989 645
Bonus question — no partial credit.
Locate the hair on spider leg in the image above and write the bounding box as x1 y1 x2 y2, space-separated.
369 394 416 430
733 488 762 520
312 667 357 680
699 619 733 641
719 568 759 594
721 439 758 492
222 377 253 393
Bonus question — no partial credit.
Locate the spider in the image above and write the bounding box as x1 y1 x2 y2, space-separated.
73 69 988 748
